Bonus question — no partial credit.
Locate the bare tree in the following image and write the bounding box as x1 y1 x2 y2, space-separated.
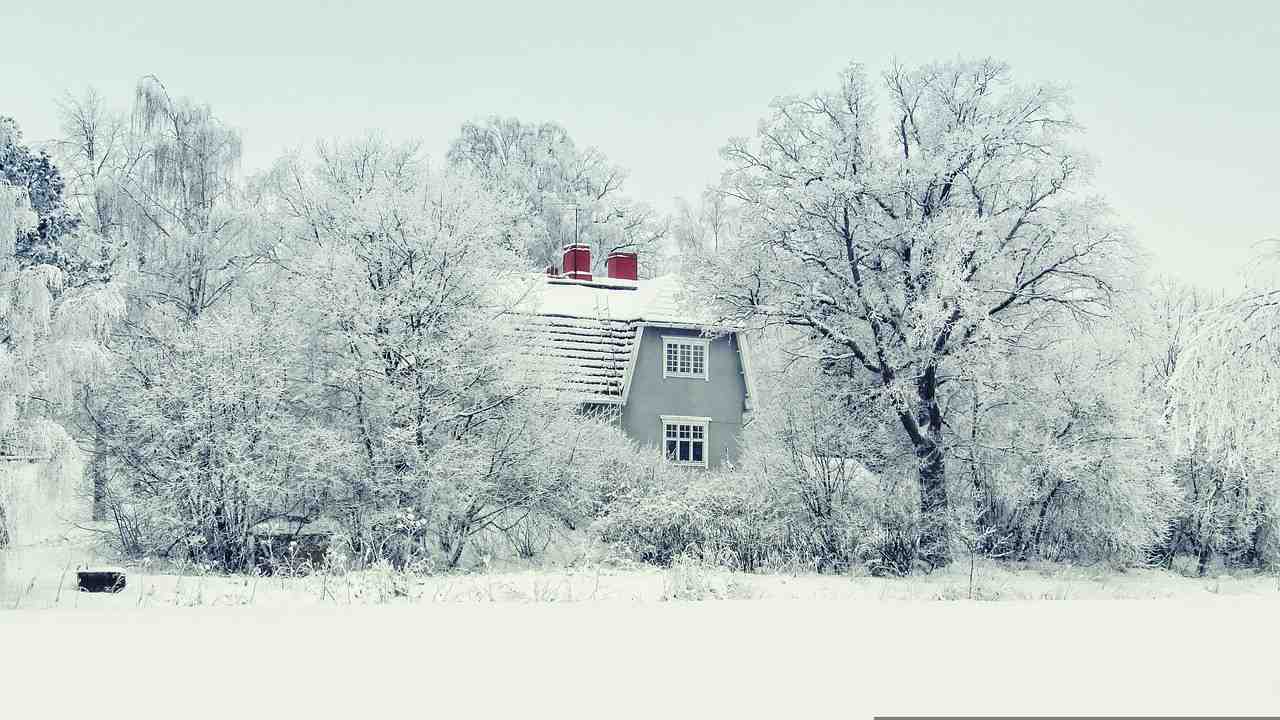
120 75 257 321
670 188 737 269
447 116 666 272
691 60 1134 567
55 88 126 241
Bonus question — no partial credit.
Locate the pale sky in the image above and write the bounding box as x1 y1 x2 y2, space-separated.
2 0 1276 289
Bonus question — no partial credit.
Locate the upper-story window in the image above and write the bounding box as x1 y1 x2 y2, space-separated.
662 336 709 380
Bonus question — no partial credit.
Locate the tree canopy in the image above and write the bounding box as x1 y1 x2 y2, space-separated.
0 117 82 273
3 60 1277 575
690 60 1134 565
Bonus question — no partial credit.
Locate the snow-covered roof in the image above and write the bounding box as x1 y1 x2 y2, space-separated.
509 273 705 326
512 315 637 403
500 273 716 404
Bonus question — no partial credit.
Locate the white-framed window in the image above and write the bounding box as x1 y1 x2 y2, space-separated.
662 336 709 380
661 415 710 467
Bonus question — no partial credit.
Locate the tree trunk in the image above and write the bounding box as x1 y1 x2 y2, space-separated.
1197 541 1213 577
1159 522 1186 570
916 439 951 569
91 431 108 521
910 367 951 569
1028 482 1063 560
446 526 468 569
1248 523 1267 570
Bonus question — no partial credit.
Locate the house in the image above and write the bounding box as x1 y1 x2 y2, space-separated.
509 244 757 469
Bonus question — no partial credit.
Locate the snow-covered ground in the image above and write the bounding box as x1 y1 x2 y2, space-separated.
4 537 1280 717
3 596 1279 718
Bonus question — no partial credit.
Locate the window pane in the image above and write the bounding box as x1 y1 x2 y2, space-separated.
666 440 677 460
679 441 690 461
692 442 703 462
692 425 703 440
666 341 710 377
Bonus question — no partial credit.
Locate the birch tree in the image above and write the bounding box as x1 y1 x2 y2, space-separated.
692 60 1133 566
670 188 739 270
118 76 258 322
55 88 127 252
63 79 258 519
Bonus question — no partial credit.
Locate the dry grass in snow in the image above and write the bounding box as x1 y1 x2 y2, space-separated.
5 536 1280 718
5 537 1280 610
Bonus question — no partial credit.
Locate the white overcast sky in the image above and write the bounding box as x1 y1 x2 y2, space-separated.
2 0 1276 289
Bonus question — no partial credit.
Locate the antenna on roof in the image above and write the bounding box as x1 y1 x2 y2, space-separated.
547 201 584 248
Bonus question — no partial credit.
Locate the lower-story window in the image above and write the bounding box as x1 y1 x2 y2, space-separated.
661 415 710 467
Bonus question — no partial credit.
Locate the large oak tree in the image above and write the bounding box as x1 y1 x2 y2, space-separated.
692 60 1133 566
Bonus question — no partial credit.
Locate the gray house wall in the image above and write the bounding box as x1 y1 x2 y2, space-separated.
620 325 748 468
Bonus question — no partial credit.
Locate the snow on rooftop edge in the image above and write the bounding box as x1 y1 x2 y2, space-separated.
496 273 714 326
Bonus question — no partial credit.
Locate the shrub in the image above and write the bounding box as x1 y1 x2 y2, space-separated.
593 453 931 575
96 307 349 571
594 466 792 571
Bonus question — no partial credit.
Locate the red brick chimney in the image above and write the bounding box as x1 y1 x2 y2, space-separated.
606 251 638 281
562 243 592 281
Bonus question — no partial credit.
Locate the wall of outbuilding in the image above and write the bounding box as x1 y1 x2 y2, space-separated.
0 455 88 548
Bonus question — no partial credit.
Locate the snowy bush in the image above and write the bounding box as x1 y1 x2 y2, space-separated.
594 467 791 571
593 456 930 576
954 326 1181 566
96 304 349 570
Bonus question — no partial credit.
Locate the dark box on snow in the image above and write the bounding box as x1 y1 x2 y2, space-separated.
77 569 127 593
